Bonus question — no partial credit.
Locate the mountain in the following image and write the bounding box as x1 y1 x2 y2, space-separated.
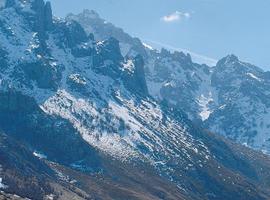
146 52 270 154
66 9 148 59
68 10 270 155
1 1 270 200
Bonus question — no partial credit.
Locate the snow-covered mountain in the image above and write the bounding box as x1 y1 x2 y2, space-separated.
1 1 270 200
68 9 270 155
146 51 270 154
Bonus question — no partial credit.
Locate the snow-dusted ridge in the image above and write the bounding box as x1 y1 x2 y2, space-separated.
1 0 270 157
2 2 270 199
0 2 210 171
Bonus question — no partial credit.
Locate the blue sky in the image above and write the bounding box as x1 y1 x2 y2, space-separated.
50 0 270 70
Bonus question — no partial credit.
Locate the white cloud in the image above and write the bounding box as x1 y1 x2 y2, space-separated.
161 11 191 23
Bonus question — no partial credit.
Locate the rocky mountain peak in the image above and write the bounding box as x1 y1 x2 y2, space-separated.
81 9 100 19
173 51 193 64
216 54 239 67
160 48 171 57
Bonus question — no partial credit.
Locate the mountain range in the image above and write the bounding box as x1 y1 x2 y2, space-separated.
1 1 270 200
67 9 270 154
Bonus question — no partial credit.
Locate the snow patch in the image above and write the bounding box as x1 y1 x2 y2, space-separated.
219 104 226 110
197 93 214 121
0 178 7 189
143 42 154 50
0 165 6 189
122 60 135 74
45 194 55 200
33 151 47 159
69 74 87 85
247 72 262 82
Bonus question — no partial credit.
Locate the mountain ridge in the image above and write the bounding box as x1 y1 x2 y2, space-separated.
67 9 270 154
1 1 270 199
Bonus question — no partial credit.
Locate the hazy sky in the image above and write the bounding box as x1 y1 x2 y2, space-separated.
50 0 270 70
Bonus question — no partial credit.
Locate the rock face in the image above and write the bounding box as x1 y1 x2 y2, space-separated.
99 37 123 63
2 2 270 200
0 90 38 113
129 55 148 95
31 0 53 50
0 91 101 168
32 0 52 30
0 48 8 72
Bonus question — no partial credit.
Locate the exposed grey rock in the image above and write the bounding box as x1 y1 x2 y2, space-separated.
44 1 52 30
31 0 53 46
132 55 148 95
20 61 61 90
99 37 123 63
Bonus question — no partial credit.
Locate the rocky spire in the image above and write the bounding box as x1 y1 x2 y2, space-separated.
44 1 53 30
32 0 53 32
133 55 148 95
29 0 53 53
100 37 123 63
121 55 148 96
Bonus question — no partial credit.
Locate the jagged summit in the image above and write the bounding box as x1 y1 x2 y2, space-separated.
80 9 100 19
215 54 264 74
66 9 148 58
216 54 239 66
67 9 100 20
